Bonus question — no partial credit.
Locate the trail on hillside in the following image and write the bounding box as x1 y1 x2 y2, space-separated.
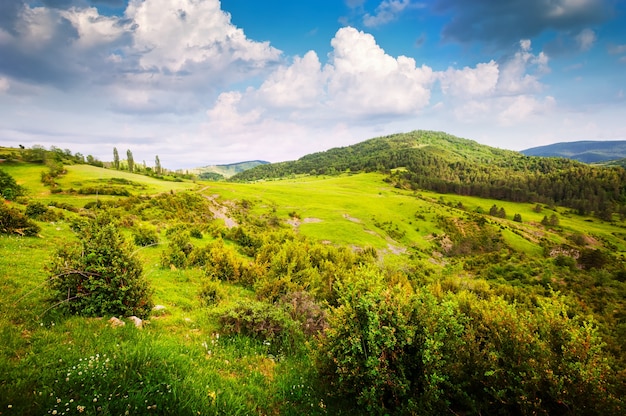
197 186 238 228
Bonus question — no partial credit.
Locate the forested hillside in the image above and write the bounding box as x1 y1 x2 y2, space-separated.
232 130 626 218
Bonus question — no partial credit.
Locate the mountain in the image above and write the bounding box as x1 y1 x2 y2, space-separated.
231 130 626 217
192 160 269 179
521 140 626 163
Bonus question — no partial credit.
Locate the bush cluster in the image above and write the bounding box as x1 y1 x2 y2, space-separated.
47 215 153 318
0 203 40 236
315 267 622 415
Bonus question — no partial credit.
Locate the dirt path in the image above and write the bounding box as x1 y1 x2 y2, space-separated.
197 187 238 229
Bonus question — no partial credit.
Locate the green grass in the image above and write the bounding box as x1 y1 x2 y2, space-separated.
2 166 626 415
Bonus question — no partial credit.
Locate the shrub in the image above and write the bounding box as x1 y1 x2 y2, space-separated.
46 215 153 318
0 203 41 236
25 201 58 221
199 280 225 306
160 230 193 269
133 225 159 247
0 169 25 200
316 267 465 414
218 300 303 355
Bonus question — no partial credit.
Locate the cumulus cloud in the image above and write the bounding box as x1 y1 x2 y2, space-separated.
326 27 433 117
435 0 611 47
0 0 282 111
126 0 280 75
439 61 499 98
437 39 553 125
210 27 435 126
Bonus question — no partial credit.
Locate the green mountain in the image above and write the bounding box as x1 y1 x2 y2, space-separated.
521 140 626 163
192 160 269 179
232 130 626 217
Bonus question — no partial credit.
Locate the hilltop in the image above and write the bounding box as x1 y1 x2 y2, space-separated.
521 140 626 163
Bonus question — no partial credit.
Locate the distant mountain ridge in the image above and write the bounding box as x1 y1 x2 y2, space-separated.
521 141 626 163
191 160 269 179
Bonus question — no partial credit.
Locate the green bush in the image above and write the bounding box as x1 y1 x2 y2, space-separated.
315 267 621 415
218 300 303 355
0 169 25 200
0 203 41 236
160 230 193 269
199 280 225 306
25 201 58 221
316 267 465 414
47 215 153 318
132 225 159 247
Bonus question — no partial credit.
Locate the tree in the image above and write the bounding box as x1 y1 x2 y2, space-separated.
0 169 25 200
126 149 134 173
155 155 162 175
113 147 120 170
47 215 153 318
513 213 522 222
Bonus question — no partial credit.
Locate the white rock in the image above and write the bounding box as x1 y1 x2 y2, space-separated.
128 316 143 328
108 317 125 327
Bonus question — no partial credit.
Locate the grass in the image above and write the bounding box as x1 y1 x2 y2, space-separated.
2 166 625 415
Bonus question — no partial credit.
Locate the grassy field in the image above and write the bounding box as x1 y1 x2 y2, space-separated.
2 165 625 414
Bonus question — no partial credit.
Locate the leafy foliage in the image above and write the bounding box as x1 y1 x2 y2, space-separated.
0 168 25 200
47 215 153 318
316 269 622 415
0 202 41 236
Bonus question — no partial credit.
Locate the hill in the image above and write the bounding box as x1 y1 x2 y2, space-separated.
232 130 626 218
191 160 269 179
521 140 626 163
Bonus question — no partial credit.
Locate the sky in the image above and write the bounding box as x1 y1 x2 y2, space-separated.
0 0 625 169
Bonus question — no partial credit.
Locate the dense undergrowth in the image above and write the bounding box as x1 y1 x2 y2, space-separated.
2 147 626 414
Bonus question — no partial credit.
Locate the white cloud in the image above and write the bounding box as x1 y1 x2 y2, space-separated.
126 0 280 74
498 95 556 125
575 28 597 51
497 40 549 95
439 61 499 98
363 0 421 27
256 51 326 109
326 27 433 116
211 27 434 124
60 7 128 50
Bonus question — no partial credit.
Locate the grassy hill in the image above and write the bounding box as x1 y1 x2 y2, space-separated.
1 140 626 415
521 140 626 163
233 130 626 218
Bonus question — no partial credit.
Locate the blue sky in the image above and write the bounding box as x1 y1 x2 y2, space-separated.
0 0 625 169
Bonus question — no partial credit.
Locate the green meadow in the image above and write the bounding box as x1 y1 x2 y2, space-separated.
1 160 625 415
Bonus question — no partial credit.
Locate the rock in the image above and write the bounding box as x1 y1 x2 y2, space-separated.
128 316 143 328
109 317 125 328
153 305 166 311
